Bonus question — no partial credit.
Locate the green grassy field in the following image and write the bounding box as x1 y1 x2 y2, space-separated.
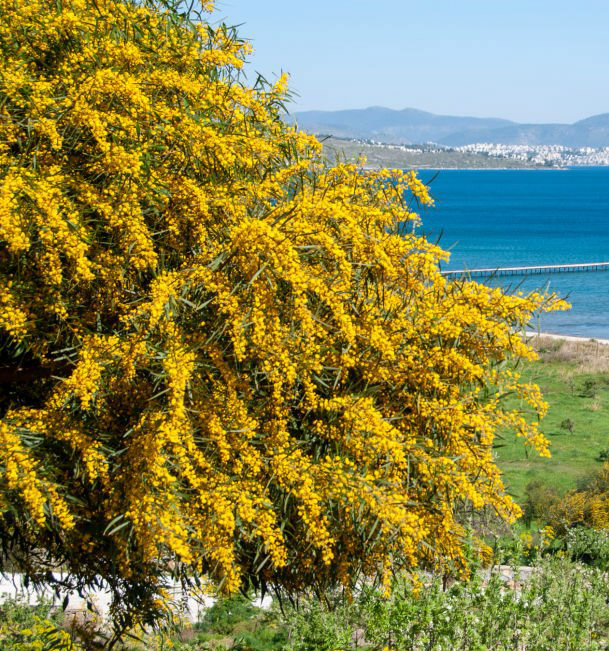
496 337 609 503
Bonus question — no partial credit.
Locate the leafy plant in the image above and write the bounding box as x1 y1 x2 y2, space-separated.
282 557 609 650
581 379 600 398
195 596 261 637
523 479 560 526
559 527 609 570
561 417 575 434
0 594 78 651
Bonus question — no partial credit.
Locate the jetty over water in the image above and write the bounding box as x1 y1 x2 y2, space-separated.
442 262 609 279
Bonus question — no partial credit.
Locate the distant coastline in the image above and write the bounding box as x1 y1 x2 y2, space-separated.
322 137 551 171
526 331 609 346
365 166 566 172
320 136 609 170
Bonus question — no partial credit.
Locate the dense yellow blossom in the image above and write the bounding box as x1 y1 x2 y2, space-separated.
0 0 567 633
547 463 609 533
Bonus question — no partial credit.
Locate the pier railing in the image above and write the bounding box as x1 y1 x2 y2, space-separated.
441 262 609 279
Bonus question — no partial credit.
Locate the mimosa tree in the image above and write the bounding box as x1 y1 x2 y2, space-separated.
0 0 566 637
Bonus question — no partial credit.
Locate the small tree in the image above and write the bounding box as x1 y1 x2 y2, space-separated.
0 0 567 639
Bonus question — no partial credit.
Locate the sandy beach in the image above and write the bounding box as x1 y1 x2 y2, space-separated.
525 331 609 346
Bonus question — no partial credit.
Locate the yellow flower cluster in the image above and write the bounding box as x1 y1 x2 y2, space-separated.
0 617 79 651
0 281 28 340
0 0 568 625
547 463 609 533
0 422 73 528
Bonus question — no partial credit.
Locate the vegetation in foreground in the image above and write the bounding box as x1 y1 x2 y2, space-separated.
4 546 609 650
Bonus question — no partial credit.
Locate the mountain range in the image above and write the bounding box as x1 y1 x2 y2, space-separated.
288 107 609 148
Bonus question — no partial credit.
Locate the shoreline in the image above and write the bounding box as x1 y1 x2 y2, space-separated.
411 167 559 171
524 331 609 346
363 166 554 172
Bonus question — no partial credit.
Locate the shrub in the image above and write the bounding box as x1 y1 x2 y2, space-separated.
578 462 609 494
0 594 78 650
581 378 600 398
559 527 609 570
181 596 288 651
195 595 263 637
523 479 560 526
546 464 609 535
0 0 566 639
283 558 609 650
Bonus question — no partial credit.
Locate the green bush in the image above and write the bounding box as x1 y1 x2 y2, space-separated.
0 594 76 651
581 379 600 399
554 527 609 570
195 595 261 637
171 596 288 651
523 479 561 527
283 596 363 651
281 558 609 650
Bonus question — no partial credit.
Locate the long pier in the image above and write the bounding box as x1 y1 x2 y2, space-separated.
441 261 609 279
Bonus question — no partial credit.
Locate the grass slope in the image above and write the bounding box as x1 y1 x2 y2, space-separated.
496 337 609 502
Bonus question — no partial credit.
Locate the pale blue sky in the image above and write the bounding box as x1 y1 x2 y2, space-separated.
215 0 609 123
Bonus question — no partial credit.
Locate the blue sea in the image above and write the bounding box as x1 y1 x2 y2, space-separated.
415 168 609 339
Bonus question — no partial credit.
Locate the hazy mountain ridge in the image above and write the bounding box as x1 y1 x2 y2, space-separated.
289 107 609 147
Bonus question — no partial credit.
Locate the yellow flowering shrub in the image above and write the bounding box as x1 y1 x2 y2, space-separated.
547 464 609 534
0 0 567 636
0 617 78 651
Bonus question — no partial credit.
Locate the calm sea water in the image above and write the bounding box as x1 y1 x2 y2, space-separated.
415 168 609 339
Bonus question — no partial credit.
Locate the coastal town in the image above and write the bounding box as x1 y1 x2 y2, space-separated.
325 136 609 168
454 142 609 167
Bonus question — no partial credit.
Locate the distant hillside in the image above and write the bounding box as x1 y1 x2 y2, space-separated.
441 114 609 147
289 107 609 148
288 107 514 145
320 137 543 170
